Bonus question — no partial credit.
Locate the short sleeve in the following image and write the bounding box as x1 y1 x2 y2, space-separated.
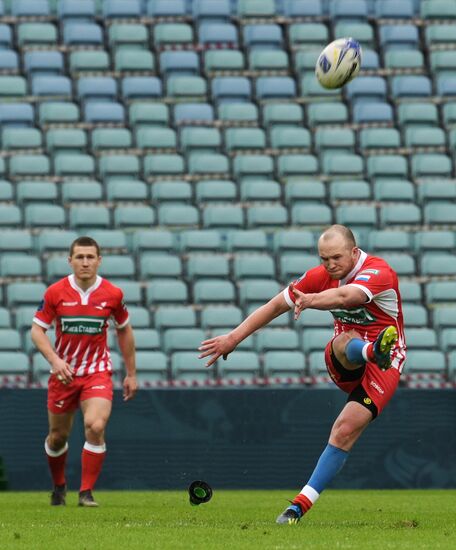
112 290 129 329
282 265 322 308
348 267 394 302
33 288 56 329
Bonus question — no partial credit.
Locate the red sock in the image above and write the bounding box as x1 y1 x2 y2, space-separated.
292 494 314 515
365 342 375 362
80 443 106 492
45 440 68 487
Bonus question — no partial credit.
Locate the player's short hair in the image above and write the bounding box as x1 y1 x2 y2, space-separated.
320 225 357 249
69 236 101 257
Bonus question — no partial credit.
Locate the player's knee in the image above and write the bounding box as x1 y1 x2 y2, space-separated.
85 418 105 438
330 419 360 449
332 330 362 357
48 432 68 451
333 330 362 356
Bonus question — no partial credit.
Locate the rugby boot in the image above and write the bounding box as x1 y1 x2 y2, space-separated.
372 325 398 371
276 503 302 525
78 489 99 507
51 484 66 506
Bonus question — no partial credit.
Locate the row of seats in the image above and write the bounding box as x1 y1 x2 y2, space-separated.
1 126 456 157
4 306 456 344
1 228 455 254
2 202 456 229
2 277 456 308
2 178 456 205
0 151 455 180
0 0 451 21
4 347 455 387
4 48 456 77
2 100 456 135
3 251 456 279
3 21 456 53
3 76 456 105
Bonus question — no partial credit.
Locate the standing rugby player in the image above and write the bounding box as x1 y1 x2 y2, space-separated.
31 236 137 507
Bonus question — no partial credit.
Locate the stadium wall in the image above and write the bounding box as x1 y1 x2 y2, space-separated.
0 389 455 491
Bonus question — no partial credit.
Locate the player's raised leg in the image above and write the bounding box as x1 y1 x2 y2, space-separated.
45 410 75 506
79 397 112 507
344 325 398 371
276 402 372 524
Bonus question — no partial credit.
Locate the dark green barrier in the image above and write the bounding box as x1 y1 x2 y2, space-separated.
0 389 455 490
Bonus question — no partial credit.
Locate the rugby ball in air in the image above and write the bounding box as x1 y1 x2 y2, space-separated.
315 38 362 89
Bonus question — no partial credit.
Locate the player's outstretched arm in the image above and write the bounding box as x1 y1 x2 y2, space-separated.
291 285 367 320
116 324 137 401
199 293 290 367
31 323 73 384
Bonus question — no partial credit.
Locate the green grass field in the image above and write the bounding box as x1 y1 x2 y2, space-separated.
0 490 454 549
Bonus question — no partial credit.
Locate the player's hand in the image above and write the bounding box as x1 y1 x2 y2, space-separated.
123 374 137 401
198 334 237 368
50 357 73 385
290 285 312 321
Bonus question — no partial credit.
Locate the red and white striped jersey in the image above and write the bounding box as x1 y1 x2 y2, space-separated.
33 275 129 377
283 250 407 372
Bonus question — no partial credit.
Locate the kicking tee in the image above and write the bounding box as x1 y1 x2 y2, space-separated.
33 274 129 377
283 250 406 372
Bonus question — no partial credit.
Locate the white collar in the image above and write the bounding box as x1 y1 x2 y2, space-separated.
339 249 368 286
68 274 102 305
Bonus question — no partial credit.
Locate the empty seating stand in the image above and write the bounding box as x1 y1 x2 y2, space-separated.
0 0 453 388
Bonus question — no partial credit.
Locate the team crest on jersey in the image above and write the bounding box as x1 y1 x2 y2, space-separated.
37 299 44 311
61 316 107 335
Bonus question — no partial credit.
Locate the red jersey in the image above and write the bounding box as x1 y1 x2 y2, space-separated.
283 250 406 372
33 275 129 377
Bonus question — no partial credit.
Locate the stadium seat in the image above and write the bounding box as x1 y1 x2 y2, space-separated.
130 231 175 254
163 329 205 354
147 0 186 17
263 351 306 378
171 352 213 382
146 280 188 305
415 231 455 253
0 231 33 254
405 328 437 350
402 304 428 327
151 181 192 203
201 306 243 329
187 255 229 280
193 280 235 304
0 255 41 278
426 281 456 305
140 254 182 279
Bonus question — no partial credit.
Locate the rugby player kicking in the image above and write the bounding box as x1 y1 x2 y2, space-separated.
199 225 405 524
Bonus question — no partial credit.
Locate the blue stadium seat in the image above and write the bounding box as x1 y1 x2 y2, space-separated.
31 76 72 97
379 25 419 50
63 23 103 46
212 77 251 103
243 24 283 50
121 77 162 101
193 0 231 22
159 52 199 77
58 0 96 21
198 23 238 47
77 77 117 103
84 102 125 123
24 51 64 76
103 0 141 18
255 77 296 100
375 0 414 18
147 0 186 17
12 0 50 16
